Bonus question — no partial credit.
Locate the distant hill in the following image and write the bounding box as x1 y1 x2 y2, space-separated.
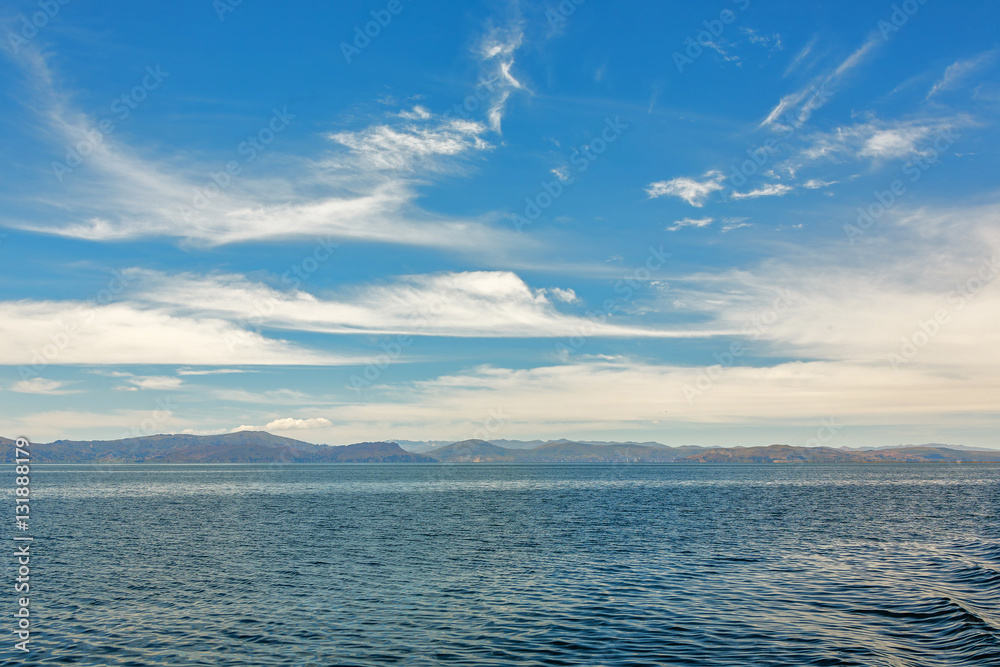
0 432 435 463
425 440 708 463
2 433 996 464
406 438 682 451
685 444 1000 463
424 441 1000 463
524 441 686 462
424 440 522 462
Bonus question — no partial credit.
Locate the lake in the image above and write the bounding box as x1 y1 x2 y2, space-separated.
4 463 999 665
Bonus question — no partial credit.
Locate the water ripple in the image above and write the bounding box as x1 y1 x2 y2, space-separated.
2 463 998 666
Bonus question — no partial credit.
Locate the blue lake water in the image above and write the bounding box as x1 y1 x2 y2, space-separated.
3 463 999 665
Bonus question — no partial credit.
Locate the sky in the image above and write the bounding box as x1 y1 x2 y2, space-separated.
1 0 998 448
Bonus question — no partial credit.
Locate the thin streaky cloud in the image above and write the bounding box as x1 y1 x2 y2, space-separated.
3 47 522 252
122 268 739 340
731 184 793 200
761 34 881 129
783 34 819 77
926 49 998 99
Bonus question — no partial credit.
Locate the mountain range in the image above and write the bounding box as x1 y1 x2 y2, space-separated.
0 432 434 463
422 440 1000 463
2 432 998 463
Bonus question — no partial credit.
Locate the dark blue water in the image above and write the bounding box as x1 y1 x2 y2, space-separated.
3 463 999 665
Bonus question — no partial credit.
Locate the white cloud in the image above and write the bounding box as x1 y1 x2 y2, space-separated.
730 184 793 200
328 116 491 173
859 127 933 159
0 409 179 442
784 116 971 174
742 28 782 50
127 376 184 391
306 203 1000 441
124 268 733 340
298 352 1000 443
668 200 1000 374
0 300 350 365
177 369 254 376
701 40 741 65
180 428 232 436
721 218 753 232
783 35 817 77
762 35 880 129
667 217 713 232
11 378 78 395
477 24 526 133
211 388 313 404
4 48 518 252
647 170 725 207
803 179 837 189
542 287 579 303
927 50 997 99
233 417 333 432
0 268 739 368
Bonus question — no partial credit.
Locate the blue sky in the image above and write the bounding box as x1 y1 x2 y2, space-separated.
1 0 998 447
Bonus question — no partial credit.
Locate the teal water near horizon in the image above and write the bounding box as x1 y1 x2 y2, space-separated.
3 463 999 665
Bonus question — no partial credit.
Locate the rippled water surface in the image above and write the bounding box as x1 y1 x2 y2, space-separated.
3 463 999 666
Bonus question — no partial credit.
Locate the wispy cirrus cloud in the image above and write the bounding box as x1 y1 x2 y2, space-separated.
123 268 734 340
783 34 818 77
476 23 527 133
10 378 79 395
2 47 519 251
927 49 998 100
777 115 973 182
762 34 881 129
647 170 725 207
327 110 492 174
730 183 793 200
721 217 753 232
0 300 350 365
741 28 782 51
667 217 713 232
0 266 738 368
